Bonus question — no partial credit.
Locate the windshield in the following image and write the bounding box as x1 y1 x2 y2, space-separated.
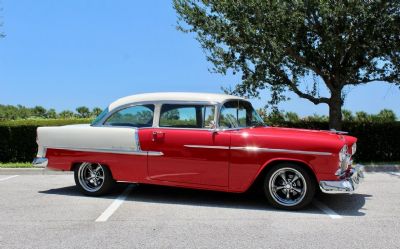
219 100 265 128
91 107 109 126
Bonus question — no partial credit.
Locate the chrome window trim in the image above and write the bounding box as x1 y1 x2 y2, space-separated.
98 103 156 128
94 98 261 130
217 99 266 129
156 102 219 129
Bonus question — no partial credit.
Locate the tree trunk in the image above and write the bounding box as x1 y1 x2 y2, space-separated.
328 90 343 130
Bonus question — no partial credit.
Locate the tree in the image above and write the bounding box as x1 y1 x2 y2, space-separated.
174 0 400 129
32 106 47 118
75 106 90 118
375 109 397 122
355 111 369 122
342 109 354 122
284 112 300 122
46 108 57 119
91 107 103 117
59 110 75 119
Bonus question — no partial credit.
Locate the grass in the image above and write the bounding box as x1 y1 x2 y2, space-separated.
0 162 33 168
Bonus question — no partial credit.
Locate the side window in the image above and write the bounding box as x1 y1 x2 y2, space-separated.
203 105 215 128
159 104 215 128
220 101 239 128
104 104 154 127
219 100 265 128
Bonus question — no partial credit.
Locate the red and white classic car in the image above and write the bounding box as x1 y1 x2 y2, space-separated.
33 92 364 210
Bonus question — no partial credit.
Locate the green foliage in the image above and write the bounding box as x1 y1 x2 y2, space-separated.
342 109 354 122
0 104 33 120
0 162 33 168
259 108 397 124
350 109 397 123
0 118 398 163
75 106 90 118
174 0 400 129
46 108 57 119
0 119 91 163
32 106 47 118
59 110 75 119
284 112 300 123
91 107 103 117
0 118 92 127
0 104 98 121
271 121 400 162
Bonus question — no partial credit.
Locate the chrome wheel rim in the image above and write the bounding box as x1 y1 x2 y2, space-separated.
268 168 307 207
78 163 105 192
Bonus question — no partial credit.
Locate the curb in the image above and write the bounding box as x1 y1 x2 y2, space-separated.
0 168 72 175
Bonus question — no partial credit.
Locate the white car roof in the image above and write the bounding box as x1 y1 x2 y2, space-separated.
108 92 246 111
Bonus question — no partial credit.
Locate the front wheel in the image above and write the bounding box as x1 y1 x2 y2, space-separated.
74 162 115 196
263 163 315 210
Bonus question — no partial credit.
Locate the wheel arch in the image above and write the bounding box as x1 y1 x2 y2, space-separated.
70 161 114 179
247 158 318 192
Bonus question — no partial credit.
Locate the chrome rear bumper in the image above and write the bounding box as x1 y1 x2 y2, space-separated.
319 165 365 193
32 157 48 168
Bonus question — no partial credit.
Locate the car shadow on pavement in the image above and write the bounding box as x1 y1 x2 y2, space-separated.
315 192 371 217
39 183 370 217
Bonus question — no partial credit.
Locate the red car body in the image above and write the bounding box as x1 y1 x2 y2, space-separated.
45 127 356 193
33 92 364 209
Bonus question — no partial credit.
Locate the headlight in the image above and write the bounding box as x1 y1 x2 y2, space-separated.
339 145 348 162
337 144 349 174
351 143 357 155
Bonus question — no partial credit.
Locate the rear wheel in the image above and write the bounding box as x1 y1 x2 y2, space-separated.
74 162 115 196
263 163 315 210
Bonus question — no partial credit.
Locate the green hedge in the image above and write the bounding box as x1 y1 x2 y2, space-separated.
0 119 399 163
273 121 400 162
0 119 91 162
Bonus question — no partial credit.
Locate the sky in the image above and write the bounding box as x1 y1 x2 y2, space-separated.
0 0 399 117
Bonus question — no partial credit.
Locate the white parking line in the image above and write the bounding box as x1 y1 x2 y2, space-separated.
95 184 134 222
0 175 19 182
389 172 400 177
313 200 342 219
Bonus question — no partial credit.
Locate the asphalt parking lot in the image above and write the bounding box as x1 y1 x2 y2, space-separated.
0 171 399 249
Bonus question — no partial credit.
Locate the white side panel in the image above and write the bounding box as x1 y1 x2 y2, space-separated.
37 124 138 155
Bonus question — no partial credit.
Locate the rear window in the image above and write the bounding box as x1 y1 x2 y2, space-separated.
104 105 154 127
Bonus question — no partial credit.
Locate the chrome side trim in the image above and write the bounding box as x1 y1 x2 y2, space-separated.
184 145 332 155
32 157 48 168
147 151 164 156
45 146 163 156
184 145 230 150
230 146 332 156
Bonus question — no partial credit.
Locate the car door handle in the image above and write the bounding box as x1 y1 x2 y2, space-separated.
152 131 165 141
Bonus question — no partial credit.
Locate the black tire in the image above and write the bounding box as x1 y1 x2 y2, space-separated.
74 162 115 196
263 163 316 210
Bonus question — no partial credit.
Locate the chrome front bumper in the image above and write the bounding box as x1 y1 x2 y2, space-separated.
32 157 48 168
319 165 365 193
